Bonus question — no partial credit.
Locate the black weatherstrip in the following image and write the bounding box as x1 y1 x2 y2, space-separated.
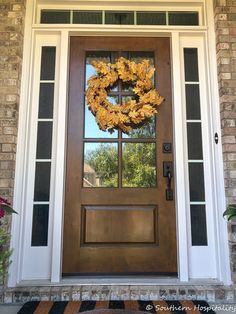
79 301 96 312
138 300 156 313
49 301 69 314
109 301 125 309
17 301 40 314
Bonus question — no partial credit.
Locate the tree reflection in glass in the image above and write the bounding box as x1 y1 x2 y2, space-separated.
122 143 156 187
84 143 118 187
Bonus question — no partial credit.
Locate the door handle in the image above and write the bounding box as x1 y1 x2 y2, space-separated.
167 170 172 189
163 161 173 201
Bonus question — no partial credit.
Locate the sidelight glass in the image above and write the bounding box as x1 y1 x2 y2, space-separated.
187 122 203 160
34 162 51 201
188 163 205 202
36 122 53 159
38 83 54 119
31 205 49 246
184 48 199 82
122 143 156 187
40 47 56 80
83 143 118 187
185 84 201 120
190 205 208 246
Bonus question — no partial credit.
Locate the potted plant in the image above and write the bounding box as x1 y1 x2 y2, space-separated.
223 204 236 221
0 197 17 285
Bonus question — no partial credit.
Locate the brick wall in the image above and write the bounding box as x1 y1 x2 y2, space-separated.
0 1 25 204
0 0 235 288
214 0 236 281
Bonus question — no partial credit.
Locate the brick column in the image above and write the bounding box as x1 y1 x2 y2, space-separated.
0 1 25 203
214 0 236 281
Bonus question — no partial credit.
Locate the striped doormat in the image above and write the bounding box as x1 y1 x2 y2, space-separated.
17 300 216 314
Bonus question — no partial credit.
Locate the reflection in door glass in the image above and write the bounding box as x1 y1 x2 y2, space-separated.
122 143 156 187
122 116 156 139
84 97 118 138
85 52 111 88
84 143 118 187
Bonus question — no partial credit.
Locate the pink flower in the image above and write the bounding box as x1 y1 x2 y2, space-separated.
0 208 5 218
0 197 10 206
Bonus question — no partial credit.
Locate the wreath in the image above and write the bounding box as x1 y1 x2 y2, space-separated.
86 57 164 133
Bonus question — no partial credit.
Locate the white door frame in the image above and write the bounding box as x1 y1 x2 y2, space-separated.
8 0 231 287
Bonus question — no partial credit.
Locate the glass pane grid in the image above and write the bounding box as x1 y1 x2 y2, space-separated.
83 50 157 189
32 46 56 247
184 47 207 247
40 9 200 26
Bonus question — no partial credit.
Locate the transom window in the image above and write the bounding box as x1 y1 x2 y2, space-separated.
40 10 199 26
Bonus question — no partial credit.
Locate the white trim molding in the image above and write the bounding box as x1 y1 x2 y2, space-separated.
9 0 231 287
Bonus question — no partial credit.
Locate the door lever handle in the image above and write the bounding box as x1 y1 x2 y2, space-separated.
167 171 172 189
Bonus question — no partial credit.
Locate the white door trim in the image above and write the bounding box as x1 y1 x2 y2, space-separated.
8 0 231 287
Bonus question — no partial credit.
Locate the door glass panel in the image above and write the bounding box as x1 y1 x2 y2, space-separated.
129 51 154 64
83 143 118 187
123 116 156 139
85 52 116 89
85 51 118 138
122 143 156 187
84 50 157 188
84 98 118 138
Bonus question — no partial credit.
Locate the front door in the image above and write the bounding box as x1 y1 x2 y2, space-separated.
63 37 177 275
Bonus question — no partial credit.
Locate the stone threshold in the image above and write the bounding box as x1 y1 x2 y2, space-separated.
1 283 236 304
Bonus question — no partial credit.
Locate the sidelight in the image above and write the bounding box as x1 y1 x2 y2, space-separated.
31 47 56 247
184 48 207 246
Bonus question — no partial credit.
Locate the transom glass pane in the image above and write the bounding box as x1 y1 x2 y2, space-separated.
137 12 166 25
105 11 134 25
73 11 102 24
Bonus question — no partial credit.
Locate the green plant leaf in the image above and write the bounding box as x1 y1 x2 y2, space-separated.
2 205 17 214
223 204 236 221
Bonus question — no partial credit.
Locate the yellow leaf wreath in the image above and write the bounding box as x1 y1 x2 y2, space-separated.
86 57 164 133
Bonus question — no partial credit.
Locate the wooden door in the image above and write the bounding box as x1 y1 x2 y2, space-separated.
63 37 177 275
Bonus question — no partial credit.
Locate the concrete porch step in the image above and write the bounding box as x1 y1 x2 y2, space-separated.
1 284 236 304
